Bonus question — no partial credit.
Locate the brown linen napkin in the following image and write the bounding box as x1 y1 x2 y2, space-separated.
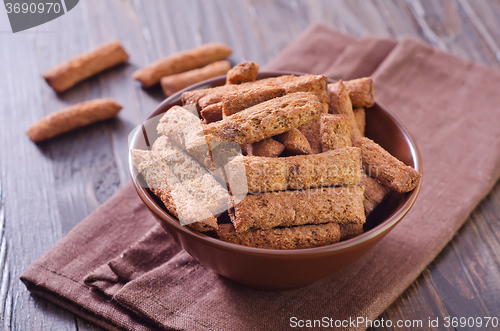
19 183 163 331
21 24 500 331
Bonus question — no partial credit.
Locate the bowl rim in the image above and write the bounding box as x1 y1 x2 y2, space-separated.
129 71 423 257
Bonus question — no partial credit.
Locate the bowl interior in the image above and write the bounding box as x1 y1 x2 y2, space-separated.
129 71 422 255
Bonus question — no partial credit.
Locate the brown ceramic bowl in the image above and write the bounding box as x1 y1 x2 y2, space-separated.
129 72 422 291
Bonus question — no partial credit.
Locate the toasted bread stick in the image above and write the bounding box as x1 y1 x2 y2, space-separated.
27 99 122 143
353 107 366 136
286 74 330 106
328 80 361 140
201 102 223 123
217 222 341 249
339 223 364 241
343 77 375 108
197 77 285 110
320 114 352 152
297 115 325 154
181 75 291 108
353 136 421 193
226 61 259 84
200 85 285 123
229 185 365 232
160 60 231 96
156 106 204 148
43 41 129 93
222 85 285 117
131 149 219 232
156 106 213 169
198 86 247 110
328 80 351 115
153 135 210 175
209 141 243 171
274 128 312 155
133 43 232 87
184 74 328 111
151 135 230 215
246 138 285 157
182 88 214 109
204 92 322 145
204 74 328 108
226 148 362 194
361 173 390 215
157 108 241 172
290 75 330 154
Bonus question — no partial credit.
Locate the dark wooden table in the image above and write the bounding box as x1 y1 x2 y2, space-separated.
1 1 499 330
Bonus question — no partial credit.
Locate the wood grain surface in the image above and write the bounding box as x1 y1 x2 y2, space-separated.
0 1 499 330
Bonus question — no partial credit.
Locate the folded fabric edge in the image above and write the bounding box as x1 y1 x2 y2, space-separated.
83 223 182 298
21 283 124 331
20 263 159 331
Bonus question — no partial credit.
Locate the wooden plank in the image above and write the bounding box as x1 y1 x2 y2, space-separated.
405 0 499 67
218 0 272 64
312 0 367 36
0 180 11 330
302 0 393 37
76 318 104 331
80 0 162 187
193 0 244 62
304 0 347 33
336 0 394 37
303 0 424 42
245 0 308 59
131 0 211 103
404 0 449 50
371 0 426 38
369 268 453 331
32 1 117 233
428 182 500 320
135 0 194 57
0 21 78 331
456 0 500 63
